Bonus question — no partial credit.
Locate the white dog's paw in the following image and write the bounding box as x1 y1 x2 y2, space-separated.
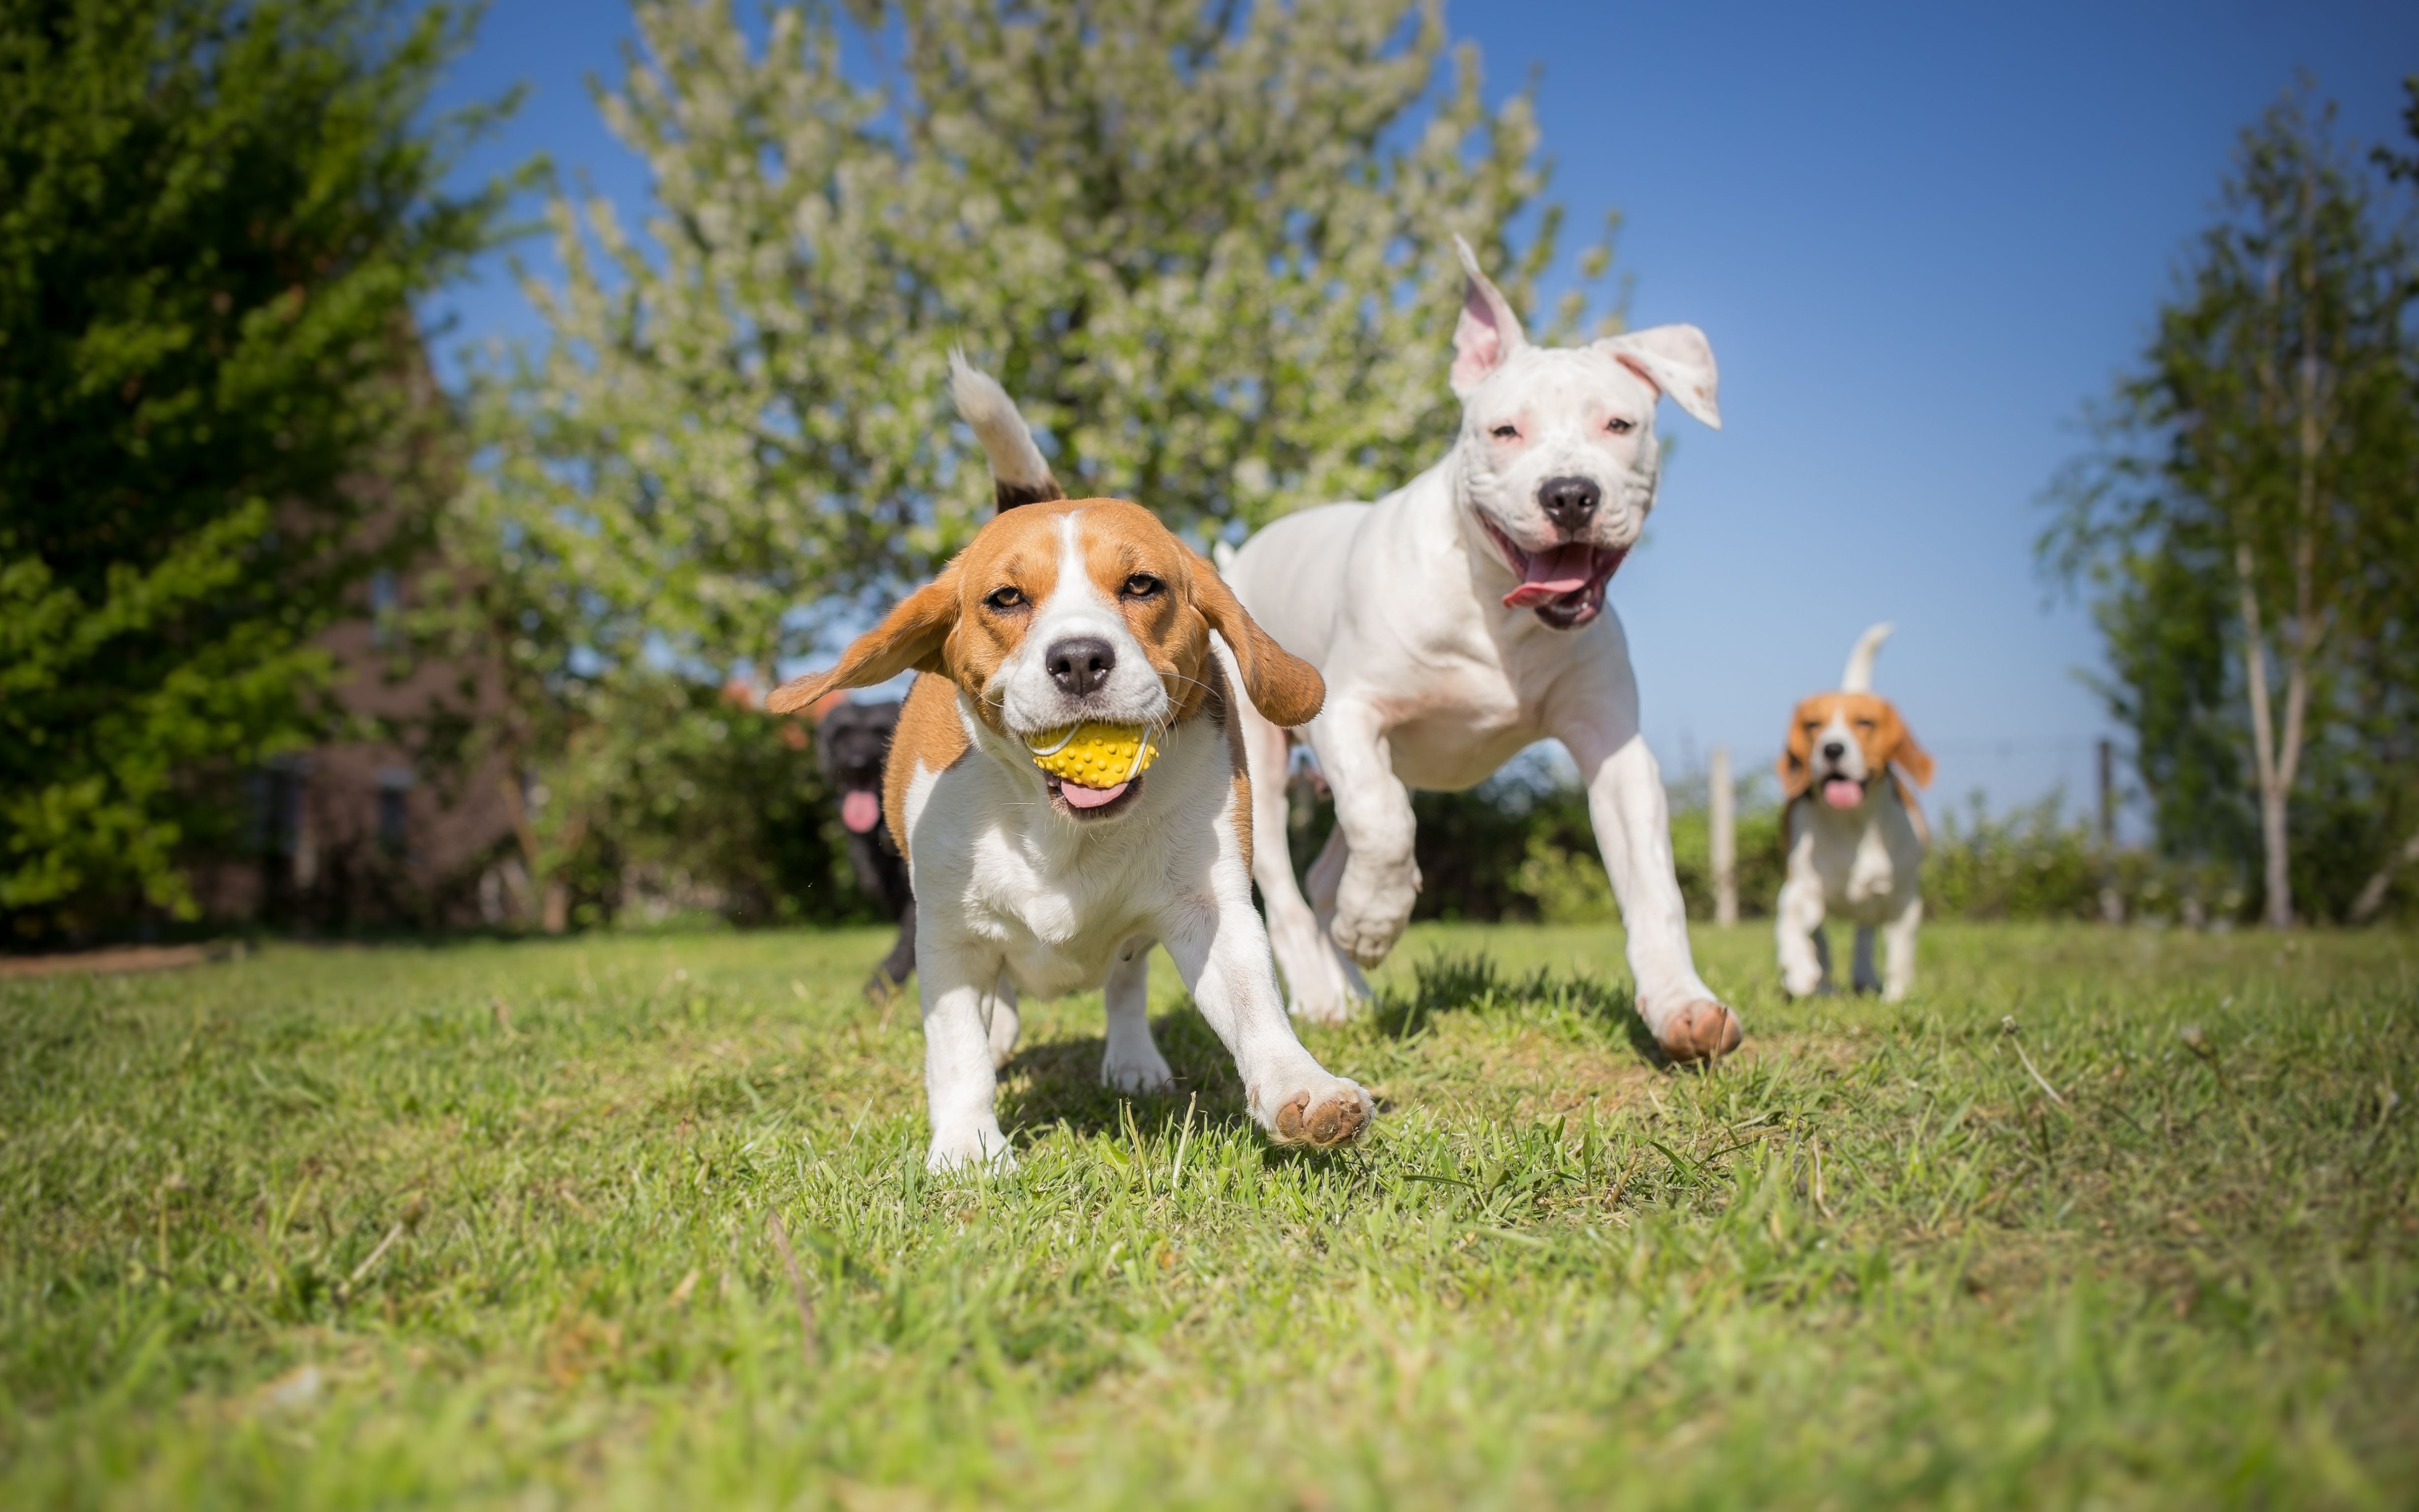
1285 954 1367 1026
1249 1066 1376 1149
1288 987 1358 1027
1330 861 1415 969
1101 1043 1175 1095
926 1121 1016 1173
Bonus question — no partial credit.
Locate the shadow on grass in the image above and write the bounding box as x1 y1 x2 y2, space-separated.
996 1004 1255 1142
1373 948 1695 1070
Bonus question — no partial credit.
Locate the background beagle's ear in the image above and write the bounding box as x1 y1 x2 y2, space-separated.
1599 323 1721 430
1887 710 1936 789
766 568 961 714
1183 547 1324 728
1776 698 1818 800
1449 234 1528 396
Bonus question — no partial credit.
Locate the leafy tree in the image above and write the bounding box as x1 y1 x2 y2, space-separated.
457 0 1617 927
0 0 513 937
2045 85 2417 926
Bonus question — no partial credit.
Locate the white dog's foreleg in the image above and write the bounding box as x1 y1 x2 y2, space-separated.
1237 700 1362 1023
1852 926 1882 996
1100 936 1174 1093
1310 700 1421 971
1159 897 1373 1149
983 968 1021 1068
1776 871 1828 998
1881 895 1922 1002
1566 725 1736 1056
1303 824 1376 1012
918 939 1015 1172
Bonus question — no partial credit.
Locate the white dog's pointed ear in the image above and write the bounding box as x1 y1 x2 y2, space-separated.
1449 234 1527 396
1600 324 1722 430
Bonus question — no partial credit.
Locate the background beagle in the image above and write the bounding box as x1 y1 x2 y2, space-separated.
1775 624 1936 1000
764 366 1372 1170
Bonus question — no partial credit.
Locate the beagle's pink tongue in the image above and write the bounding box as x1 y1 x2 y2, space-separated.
1058 778 1130 810
840 789 881 833
1502 543 1597 609
1822 778 1863 809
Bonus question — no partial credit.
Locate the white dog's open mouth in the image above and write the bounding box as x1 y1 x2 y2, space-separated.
1820 777 1865 809
1480 517 1626 628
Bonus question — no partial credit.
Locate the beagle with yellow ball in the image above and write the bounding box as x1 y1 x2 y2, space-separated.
767 358 1373 1171
1775 624 1936 1001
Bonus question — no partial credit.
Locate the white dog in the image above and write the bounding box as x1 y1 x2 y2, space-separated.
1773 624 1934 1001
767 360 1373 1170
1217 237 1740 1061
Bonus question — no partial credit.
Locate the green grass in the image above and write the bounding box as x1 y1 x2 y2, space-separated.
3 922 2416 1509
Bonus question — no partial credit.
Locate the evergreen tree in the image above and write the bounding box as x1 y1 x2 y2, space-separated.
0 0 514 935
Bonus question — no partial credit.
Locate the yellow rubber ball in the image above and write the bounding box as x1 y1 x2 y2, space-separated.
1027 722 1161 788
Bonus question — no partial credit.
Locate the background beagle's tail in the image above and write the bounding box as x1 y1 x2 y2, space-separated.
1840 622 1893 693
948 350 1064 512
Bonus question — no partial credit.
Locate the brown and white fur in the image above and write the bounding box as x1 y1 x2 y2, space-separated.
766 363 1373 1170
1775 624 1935 1000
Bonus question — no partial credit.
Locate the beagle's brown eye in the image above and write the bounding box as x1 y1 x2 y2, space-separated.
1605 417 1635 435
985 585 1025 611
1854 719 1877 731
1121 573 1163 599
1489 423 1520 441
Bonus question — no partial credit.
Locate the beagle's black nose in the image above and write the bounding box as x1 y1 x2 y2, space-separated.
1821 740 1847 762
1538 475 1601 533
1047 636 1116 697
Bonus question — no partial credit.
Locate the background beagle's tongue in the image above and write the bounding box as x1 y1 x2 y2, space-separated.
841 789 881 832
1502 543 1596 608
1059 778 1130 810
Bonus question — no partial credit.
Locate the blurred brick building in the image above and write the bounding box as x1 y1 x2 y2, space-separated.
191 560 530 931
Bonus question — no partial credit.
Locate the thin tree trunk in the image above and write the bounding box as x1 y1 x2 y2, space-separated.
2351 827 2419 922
2234 540 2291 928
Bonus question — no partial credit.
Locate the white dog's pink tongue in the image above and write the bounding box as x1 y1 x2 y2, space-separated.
1502 543 1596 608
840 789 881 833
1059 779 1130 810
1822 778 1863 809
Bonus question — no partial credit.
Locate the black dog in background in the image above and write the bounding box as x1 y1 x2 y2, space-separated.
814 699 916 998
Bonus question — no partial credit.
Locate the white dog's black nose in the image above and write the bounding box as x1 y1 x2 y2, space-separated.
1538 475 1601 533
1821 739 1846 762
1046 636 1117 697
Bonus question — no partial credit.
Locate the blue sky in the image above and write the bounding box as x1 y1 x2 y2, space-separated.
426 0 2419 823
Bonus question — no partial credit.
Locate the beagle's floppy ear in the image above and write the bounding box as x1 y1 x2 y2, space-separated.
1599 324 1721 430
1183 547 1324 728
766 568 960 715
1449 234 1528 396
1882 704 1935 789
1776 696 1820 800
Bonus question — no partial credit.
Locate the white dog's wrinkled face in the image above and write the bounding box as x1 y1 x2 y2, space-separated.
1446 237 1722 630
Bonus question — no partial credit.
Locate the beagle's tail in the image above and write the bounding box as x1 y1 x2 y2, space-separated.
949 349 1064 512
1840 622 1893 693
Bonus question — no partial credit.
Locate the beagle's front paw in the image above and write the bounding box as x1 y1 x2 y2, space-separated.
1251 1069 1376 1149
926 1120 1016 1173
1654 1001 1743 1063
